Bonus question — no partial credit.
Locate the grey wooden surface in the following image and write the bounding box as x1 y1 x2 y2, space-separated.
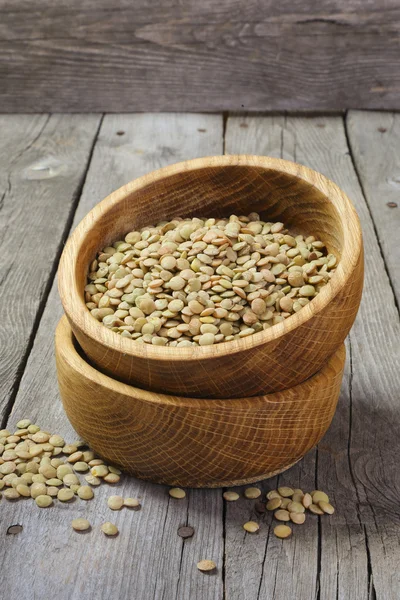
0 111 399 600
1 1 400 112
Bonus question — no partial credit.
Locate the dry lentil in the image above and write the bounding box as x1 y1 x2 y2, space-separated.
86 214 336 346
4 488 20 500
223 491 240 502
73 461 89 472
177 525 194 539
58 488 75 502
35 494 52 508
319 501 335 514
77 485 94 500
107 495 124 510
104 473 120 484
243 521 259 533
312 490 329 504
90 465 109 478
197 560 216 572
287 501 305 514
244 487 261 499
290 512 306 524
101 522 119 536
124 497 140 508
266 490 281 500
309 503 324 515
275 509 291 522
16 484 30 497
169 487 186 499
266 498 282 511
85 474 102 486
278 486 294 497
274 525 292 539
72 518 91 531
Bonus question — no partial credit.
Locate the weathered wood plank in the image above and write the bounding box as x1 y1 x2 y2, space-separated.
280 116 400 600
0 1 399 112
0 114 101 426
0 113 224 600
346 111 400 305
225 114 400 599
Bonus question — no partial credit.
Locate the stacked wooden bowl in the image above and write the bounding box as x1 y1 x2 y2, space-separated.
57 155 363 487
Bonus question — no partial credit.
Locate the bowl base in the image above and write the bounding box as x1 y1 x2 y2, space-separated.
124 458 301 489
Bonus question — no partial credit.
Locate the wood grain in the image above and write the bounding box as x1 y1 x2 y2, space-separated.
346 110 400 305
56 315 344 487
59 154 363 398
224 114 400 600
0 0 399 111
0 114 101 425
0 113 225 600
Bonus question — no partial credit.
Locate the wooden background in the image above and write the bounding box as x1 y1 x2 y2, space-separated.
1 112 399 600
1 0 399 112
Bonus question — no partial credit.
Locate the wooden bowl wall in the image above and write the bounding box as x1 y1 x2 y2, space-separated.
58 155 363 399
56 316 346 488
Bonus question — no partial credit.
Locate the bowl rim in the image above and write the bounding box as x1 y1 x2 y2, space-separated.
56 316 346 408
58 154 362 363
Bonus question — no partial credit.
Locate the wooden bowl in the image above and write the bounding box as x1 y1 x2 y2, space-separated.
56 316 346 488
58 155 363 399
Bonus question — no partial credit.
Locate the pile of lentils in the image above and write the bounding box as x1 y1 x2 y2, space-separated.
0 419 126 508
1 418 335 572
86 213 337 347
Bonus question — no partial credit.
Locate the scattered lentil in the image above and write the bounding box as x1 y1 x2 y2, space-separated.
124 497 141 509
244 487 261 499
58 488 75 502
101 522 119 536
266 498 282 511
275 509 291 522
108 495 124 510
197 560 216 572
223 491 240 502
309 503 324 515
243 521 259 533
169 487 186 499
278 486 294 497
274 525 292 539
4 488 20 500
104 473 120 484
35 495 52 508
312 490 329 504
91 465 109 478
77 485 94 500
290 512 306 525
178 525 195 539
71 518 91 532
319 501 335 514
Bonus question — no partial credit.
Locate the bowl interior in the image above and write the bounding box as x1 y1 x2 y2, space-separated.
74 163 346 295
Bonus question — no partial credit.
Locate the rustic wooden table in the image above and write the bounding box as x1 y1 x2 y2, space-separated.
0 112 399 600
